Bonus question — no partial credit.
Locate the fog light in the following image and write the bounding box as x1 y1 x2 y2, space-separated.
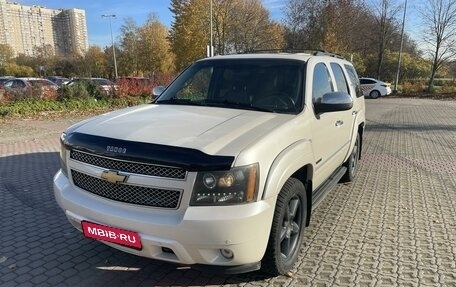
220 249 234 259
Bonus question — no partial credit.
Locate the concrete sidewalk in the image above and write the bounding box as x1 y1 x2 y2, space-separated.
1 98 455 286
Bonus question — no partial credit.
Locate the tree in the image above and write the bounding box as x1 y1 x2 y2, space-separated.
0 44 14 67
370 0 401 79
104 45 121 79
170 0 209 70
225 0 284 53
283 0 323 49
2 63 34 77
170 0 284 70
419 0 456 92
118 18 140 76
137 14 174 75
283 0 371 55
82 46 106 77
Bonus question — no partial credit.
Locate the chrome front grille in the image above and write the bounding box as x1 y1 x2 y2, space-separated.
71 170 182 208
70 150 186 179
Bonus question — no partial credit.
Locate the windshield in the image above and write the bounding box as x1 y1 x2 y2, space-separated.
156 59 304 114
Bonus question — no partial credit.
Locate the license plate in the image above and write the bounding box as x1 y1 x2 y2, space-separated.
81 221 142 249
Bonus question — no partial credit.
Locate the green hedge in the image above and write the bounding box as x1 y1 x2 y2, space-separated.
0 97 150 118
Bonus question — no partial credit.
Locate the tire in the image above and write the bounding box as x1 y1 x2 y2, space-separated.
262 178 307 275
342 133 360 182
369 90 381 99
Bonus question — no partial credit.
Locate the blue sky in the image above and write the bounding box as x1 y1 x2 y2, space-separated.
20 0 421 49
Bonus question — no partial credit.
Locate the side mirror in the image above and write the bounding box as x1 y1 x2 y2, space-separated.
152 86 165 99
314 92 353 114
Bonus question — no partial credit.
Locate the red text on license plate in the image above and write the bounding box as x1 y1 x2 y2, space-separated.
81 221 142 249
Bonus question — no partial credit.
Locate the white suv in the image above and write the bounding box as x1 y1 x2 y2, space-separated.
54 52 365 275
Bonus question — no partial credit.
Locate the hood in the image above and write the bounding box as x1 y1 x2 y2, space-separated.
69 104 293 155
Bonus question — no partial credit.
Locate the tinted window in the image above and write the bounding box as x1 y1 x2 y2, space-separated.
345 65 363 98
312 63 334 105
175 67 213 101
13 80 26 88
157 59 304 114
330 63 349 94
29 80 53 86
360 79 376 85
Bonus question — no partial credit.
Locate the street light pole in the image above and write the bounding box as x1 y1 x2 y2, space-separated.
394 0 408 93
102 14 118 79
210 0 213 57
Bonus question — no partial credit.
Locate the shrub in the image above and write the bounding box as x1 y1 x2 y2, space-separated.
58 82 98 100
0 96 149 118
401 81 426 93
440 80 456 93
116 78 154 98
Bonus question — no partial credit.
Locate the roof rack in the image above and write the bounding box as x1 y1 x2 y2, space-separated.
240 49 346 60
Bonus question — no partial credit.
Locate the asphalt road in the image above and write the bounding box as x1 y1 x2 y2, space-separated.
1 98 455 286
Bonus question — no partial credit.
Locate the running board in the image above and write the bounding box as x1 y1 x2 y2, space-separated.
311 166 347 210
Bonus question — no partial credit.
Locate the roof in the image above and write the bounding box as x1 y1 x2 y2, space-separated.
17 77 49 81
199 51 348 63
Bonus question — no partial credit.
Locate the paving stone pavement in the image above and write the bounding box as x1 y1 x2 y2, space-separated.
1 98 456 286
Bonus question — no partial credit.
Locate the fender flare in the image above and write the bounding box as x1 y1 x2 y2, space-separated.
262 139 314 200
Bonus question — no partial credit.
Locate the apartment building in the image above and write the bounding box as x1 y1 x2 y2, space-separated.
0 0 88 56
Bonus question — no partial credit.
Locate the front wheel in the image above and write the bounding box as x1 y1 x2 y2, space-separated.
262 178 307 275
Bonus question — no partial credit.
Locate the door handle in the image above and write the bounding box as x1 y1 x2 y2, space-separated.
335 120 344 127
352 111 358 116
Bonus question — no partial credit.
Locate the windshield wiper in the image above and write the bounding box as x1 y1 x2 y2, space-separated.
156 98 276 112
155 98 201 105
198 100 275 113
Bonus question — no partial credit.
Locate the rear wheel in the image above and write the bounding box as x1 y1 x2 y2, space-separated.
262 178 307 275
342 133 360 182
369 90 381 99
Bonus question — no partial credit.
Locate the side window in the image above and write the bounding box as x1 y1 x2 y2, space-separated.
12 80 25 89
312 63 334 105
344 64 363 98
18 80 26 88
330 63 349 94
175 67 213 100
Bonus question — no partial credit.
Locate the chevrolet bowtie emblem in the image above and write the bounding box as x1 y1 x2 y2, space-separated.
101 170 129 185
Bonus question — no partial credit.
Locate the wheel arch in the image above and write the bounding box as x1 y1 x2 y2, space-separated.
261 140 314 226
261 139 314 201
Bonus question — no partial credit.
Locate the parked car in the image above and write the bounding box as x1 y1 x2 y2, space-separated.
116 76 152 85
54 51 365 275
0 76 15 87
360 77 391 98
66 77 118 95
3 77 58 98
47 76 70 86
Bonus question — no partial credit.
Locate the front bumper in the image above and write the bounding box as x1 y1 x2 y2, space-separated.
53 170 275 270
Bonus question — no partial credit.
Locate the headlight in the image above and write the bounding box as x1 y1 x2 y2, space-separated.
190 163 259 206
60 132 68 177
